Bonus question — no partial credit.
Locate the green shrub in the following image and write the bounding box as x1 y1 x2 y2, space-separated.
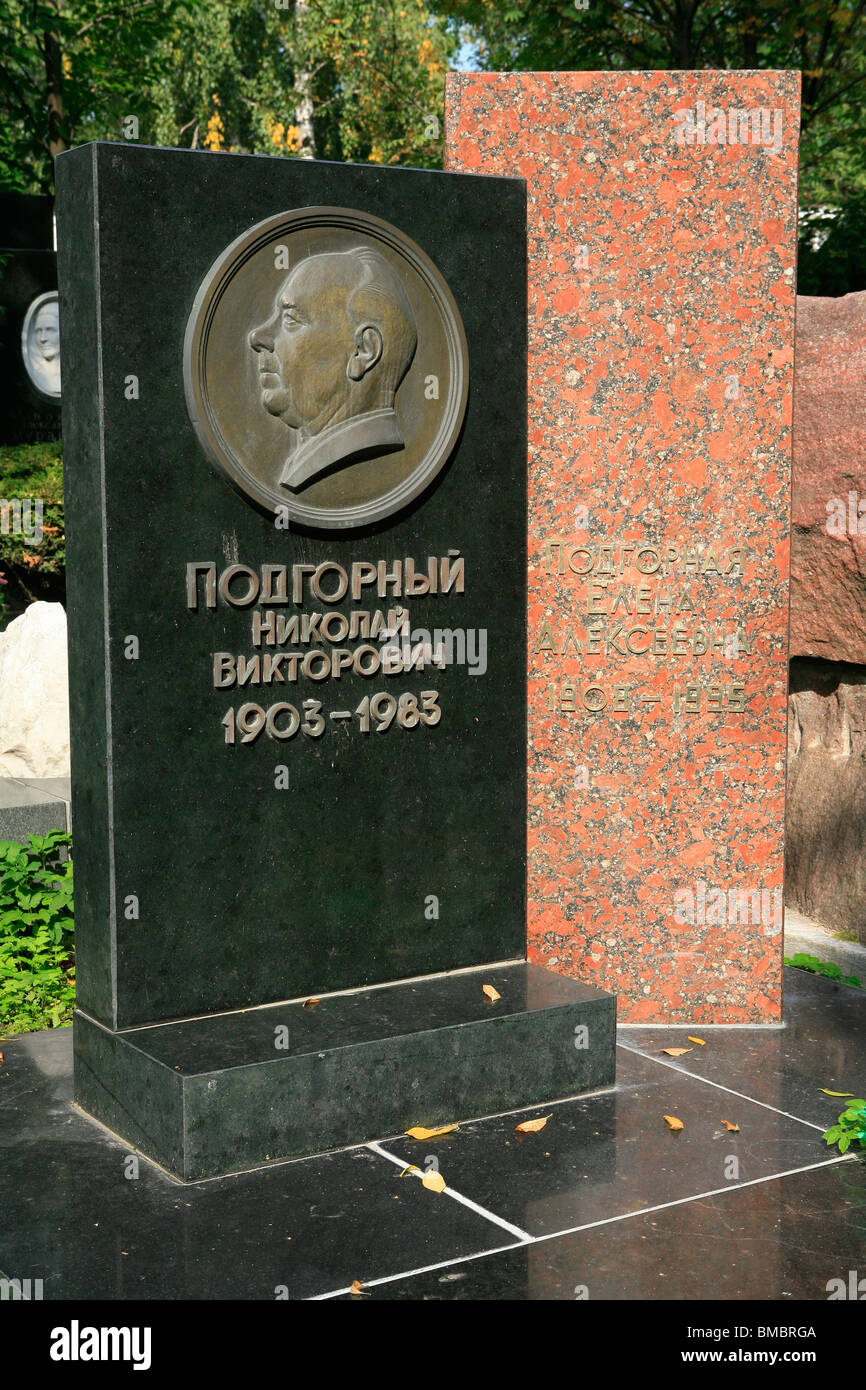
784 952 862 990
0 831 74 1035
824 1099 866 1156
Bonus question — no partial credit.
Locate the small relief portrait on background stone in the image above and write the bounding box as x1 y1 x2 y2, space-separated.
249 247 418 493
21 292 61 400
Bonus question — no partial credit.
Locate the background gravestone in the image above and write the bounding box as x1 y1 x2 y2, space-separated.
786 291 866 945
57 142 615 1180
790 291 866 667
446 71 800 1023
0 192 61 444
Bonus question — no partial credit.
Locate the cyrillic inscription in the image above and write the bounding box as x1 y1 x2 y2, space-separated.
186 556 465 744
538 535 753 717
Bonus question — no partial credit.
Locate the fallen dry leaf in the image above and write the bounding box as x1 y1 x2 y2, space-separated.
349 1280 371 1296
422 1169 447 1193
661 1047 692 1056
482 984 501 1002
664 1115 684 1132
404 1123 459 1140
821 1089 854 1097
399 1165 421 1178
721 1120 739 1132
516 1114 552 1134
302 998 320 1009
687 1036 706 1046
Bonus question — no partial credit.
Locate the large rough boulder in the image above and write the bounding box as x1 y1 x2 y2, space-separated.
786 658 866 945
791 292 866 665
0 601 70 778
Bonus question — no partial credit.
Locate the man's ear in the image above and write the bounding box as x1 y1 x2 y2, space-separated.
347 324 383 381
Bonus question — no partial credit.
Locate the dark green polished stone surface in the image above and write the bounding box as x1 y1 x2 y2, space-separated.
74 963 616 1181
3 971 861 1301
56 143 527 1029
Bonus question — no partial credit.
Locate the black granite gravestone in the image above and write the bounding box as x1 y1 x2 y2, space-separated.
57 142 615 1181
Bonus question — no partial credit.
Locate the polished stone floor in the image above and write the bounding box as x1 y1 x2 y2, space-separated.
1 967 863 1301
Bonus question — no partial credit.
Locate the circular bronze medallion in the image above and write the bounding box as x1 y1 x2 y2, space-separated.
184 206 468 530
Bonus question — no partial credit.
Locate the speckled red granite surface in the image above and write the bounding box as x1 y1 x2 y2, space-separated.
446 71 799 1022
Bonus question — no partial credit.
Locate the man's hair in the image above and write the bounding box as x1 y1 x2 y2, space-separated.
320 247 418 398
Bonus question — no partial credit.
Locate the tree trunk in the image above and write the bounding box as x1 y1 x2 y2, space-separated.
671 0 697 68
294 0 315 158
741 22 758 69
44 2 66 161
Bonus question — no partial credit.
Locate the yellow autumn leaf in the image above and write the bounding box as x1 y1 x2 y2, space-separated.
687 1036 707 1046
302 998 320 1009
821 1089 854 1097
399 1165 421 1178
422 1169 446 1193
516 1114 552 1134
404 1123 459 1140
482 984 501 1002
661 1047 692 1056
664 1115 684 1131
349 1279 370 1296
721 1120 739 1132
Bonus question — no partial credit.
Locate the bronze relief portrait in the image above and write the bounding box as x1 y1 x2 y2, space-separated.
184 207 468 529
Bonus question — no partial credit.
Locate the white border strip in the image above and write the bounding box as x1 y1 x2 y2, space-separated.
91 144 118 1026
618 1021 787 1031
311 1154 855 1299
111 956 527 1033
308 1239 525 1299
367 1140 534 1242
617 1040 828 1131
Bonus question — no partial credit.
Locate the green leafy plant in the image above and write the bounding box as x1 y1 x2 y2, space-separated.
0 442 65 610
0 831 74 1035
784 953 862 989
824 1099 866 1156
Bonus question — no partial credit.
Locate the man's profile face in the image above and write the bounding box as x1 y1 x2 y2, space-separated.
34 305 60 362
249 260 356 431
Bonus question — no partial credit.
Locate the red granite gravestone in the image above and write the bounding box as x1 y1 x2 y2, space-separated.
446 71 800 1022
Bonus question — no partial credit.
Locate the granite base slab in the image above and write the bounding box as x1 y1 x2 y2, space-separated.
73 962 616 1182
0 777 71 840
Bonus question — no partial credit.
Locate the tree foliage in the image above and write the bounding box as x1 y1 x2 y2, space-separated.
150 0 454 168
798 191 866 295
0 0 196 193
0 0 456 195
